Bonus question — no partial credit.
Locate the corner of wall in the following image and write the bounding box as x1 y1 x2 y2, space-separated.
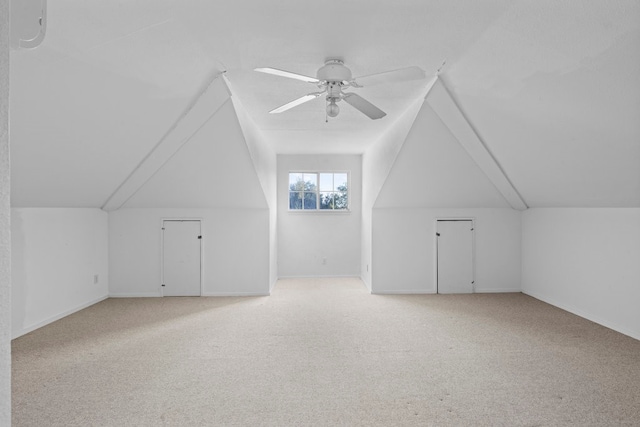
361 94 428 288
11 208 109 339
222 84 278 288
0 1 12 421
521 207 640 340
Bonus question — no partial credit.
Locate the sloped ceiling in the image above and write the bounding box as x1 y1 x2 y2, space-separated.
444 2 640 207
9 0 640 208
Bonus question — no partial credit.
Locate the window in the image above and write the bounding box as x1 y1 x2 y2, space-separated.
289 172 349 211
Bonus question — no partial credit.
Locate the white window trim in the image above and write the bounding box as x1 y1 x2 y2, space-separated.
288 170 351 213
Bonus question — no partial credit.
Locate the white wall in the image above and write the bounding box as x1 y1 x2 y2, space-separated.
109 208 270 296
373 102 510 209
367 95 520 294
522 208 640 340
122 100 268 210
361 97 426 290
278 154 362 277
116 98 275 295
231 95 278 290
372 208 521 293
0 0 10 419
11 208 109 338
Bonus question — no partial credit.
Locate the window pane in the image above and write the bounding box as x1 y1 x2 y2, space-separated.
302 173 317 191
303 192 317 209
334 173 348 191
335 190 348 209
289 173 303 191
319 173 333 192
289 191 302 209
320 192 334 209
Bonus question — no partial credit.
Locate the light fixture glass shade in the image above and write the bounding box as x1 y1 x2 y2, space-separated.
327 101 340 117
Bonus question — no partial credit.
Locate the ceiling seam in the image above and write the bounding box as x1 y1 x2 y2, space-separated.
428 77 529 210
101 70 228 211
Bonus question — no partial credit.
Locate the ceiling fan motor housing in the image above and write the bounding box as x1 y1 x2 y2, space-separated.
317 59 352 83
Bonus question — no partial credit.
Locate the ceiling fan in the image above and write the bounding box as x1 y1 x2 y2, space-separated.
255 59 426 120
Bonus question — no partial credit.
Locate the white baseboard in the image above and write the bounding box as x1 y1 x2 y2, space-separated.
109 292 161 298
202 292 269 297
277 275 361 279
476 288 522 293
110 292 269 297
372 290 437 295
372 288 521 295
13 295 108 339
359 276 372 293
523 290 640 341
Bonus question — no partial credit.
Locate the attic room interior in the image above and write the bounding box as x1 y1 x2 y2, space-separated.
1 0 639 425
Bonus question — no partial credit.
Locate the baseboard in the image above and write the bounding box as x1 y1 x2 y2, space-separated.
110 292 269 297
523 290 640 341
359 275 372 293
12 295 108 339
202 292 270 297
277 275 361 279
372 290 437 295
109 292 162 298
476 288 522 293
372 288 521 295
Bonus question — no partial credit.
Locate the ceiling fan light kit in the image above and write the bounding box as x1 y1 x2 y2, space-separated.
326 99 340 118
255 58 426 120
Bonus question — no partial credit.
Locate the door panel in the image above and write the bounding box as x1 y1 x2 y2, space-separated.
437 220 473 294
163 220 201 296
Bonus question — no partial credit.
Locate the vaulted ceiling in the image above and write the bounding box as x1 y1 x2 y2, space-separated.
9 0 640 208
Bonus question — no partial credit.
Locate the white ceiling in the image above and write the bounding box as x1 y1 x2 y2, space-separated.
9 0 640 207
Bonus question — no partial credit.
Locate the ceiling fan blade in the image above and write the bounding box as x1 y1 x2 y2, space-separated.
342 93 386 120
352 66 425 87
255 67 320 84
269 92 323 114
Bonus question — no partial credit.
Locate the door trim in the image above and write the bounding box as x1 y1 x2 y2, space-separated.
434 218 475 294
161 218 204 297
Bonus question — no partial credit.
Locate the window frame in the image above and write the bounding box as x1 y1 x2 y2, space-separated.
288 171 350 213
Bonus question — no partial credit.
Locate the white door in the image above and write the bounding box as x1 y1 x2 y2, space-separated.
437 220 473 294
162 220 201 296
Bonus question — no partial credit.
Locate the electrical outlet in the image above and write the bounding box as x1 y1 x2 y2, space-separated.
93 274 99 284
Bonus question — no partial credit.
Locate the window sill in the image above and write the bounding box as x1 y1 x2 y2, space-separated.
288 209 352 215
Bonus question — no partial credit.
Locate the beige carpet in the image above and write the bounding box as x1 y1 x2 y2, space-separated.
12 278 640 426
